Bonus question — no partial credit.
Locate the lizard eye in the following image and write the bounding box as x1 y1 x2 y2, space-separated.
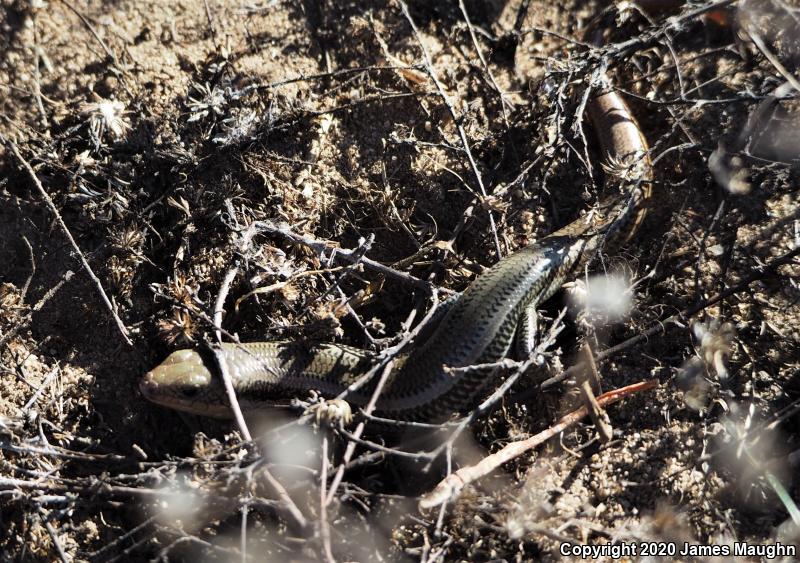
181 387 199 399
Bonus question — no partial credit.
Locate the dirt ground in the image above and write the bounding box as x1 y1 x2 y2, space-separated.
1 0 799 560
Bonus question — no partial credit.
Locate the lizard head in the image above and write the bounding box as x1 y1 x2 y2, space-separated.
140 349 232 418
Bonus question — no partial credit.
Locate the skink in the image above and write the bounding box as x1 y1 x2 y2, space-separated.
140 80 653 423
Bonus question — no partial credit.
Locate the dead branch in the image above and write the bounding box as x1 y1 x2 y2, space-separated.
420 379 658 509
251 219 447 295
58 0 121 68
518 244 800 401
0 269 74 350
2 138 133 347
398 0 503 258
325 288 444 505
577 342 613 443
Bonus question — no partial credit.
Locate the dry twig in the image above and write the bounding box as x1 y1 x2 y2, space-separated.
3 138 133 347
420 379 658 509
398 0 503 258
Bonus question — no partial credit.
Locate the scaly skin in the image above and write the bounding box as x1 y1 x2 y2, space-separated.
140 85 653 423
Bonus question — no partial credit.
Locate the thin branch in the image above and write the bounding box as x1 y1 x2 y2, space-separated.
58 0 120 67
87 516 158 560
420 379 658 509
599 0 738 64
202 0 219 50
744 29 800 93
319 438 336 563
19 235 36 303
325 359 396 506
240 64 426 94
523 244 800 398
3 138 133 346
326 290 444 504
208 210 309 535
251 219 446 294
397 0 503 258
577 343 613 443
209 348 253 441
0 270 73 351
38 508 70 563
211 212 257 441
426 308 568 466
31 16 48 128
458 0 512 121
